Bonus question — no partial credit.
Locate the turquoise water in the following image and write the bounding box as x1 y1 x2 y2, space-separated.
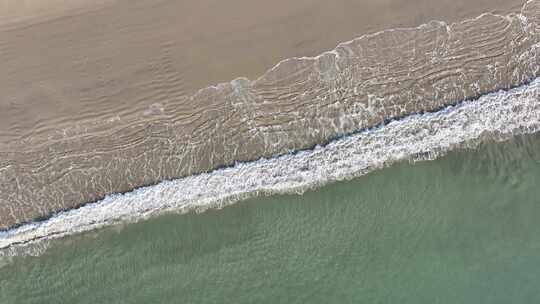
2 134 540 303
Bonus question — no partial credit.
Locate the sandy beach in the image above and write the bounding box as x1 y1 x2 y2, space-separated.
5 2 540 302
0 0 525 144
0 0 535 229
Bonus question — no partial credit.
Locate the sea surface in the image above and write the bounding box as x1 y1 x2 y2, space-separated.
2 0 538 229
1 1 540 302
2 133 540 303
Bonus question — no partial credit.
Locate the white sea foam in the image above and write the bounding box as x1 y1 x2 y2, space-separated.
1 78 539 253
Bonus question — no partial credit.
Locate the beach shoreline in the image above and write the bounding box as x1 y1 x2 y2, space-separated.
0 0 536 230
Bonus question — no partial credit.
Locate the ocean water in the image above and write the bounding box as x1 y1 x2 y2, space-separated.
2 133 540 303
3 0 540 230
2 76 539 249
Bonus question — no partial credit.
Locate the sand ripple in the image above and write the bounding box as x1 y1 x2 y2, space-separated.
0 0 539 230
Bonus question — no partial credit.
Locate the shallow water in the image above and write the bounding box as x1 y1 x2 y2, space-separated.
3 75 539 248
2 0 538 229
2 133 540 303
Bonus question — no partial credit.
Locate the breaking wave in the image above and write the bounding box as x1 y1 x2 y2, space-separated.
2 0 540 231
1 76 539 253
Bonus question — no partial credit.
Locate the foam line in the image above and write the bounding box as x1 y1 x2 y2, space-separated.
1 77 539 251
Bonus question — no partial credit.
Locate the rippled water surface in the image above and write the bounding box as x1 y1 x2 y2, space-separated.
2 0 538 229
2 134 540 303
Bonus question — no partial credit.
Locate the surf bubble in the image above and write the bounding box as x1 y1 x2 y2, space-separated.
1 77 540 253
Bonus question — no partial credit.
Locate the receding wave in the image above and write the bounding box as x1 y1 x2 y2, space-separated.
1 0 540 230
2 76 539 252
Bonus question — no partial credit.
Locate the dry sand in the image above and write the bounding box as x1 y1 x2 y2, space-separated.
0 0 535 229
0 0 524 144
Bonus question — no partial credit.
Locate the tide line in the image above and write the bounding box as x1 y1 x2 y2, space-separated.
1 77 539 252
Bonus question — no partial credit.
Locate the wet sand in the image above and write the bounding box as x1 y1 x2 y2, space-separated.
0 0 525 144
0 0 536 229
